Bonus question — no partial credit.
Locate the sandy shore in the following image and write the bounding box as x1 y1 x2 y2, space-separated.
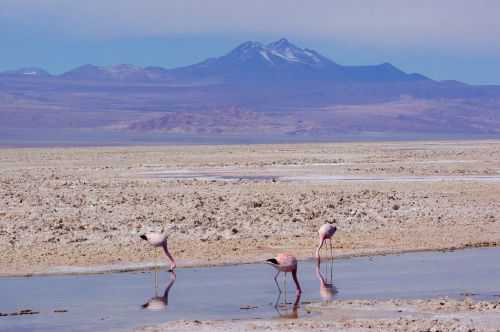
135 298 500 332
1 140 500 276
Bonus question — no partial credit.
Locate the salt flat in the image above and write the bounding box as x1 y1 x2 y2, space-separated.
1 140 499 276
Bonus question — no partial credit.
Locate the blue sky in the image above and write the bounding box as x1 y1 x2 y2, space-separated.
2 0 500 85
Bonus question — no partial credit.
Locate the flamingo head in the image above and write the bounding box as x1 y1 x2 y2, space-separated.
266 258 279 266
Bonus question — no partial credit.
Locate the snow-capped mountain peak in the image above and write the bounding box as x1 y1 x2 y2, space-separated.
235 41 263 51
222 41 269 64
268 39 332 66
228 41 263 56
222 38 333 67
266 38 297 51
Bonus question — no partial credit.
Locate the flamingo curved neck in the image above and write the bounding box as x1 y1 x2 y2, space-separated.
292 269 302 294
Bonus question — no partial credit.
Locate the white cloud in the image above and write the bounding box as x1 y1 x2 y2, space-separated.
2 0 500 53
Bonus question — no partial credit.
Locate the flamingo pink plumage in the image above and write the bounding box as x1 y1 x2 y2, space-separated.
266 253 302 294
316 223 337 259
140 232 176 270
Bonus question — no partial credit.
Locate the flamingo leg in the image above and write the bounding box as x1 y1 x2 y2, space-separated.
283 272 287 301
274 271 282 293
274 291 282 309
154 268 158 296
329 238 333 259
329 258 333 283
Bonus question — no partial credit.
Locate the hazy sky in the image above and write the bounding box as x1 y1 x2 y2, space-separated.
2 0 500 84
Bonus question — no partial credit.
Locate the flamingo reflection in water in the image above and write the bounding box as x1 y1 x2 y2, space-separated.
316 258 338 302
142 271 176 311
274 291 301 319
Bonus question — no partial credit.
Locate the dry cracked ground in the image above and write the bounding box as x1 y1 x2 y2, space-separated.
0 141 500 275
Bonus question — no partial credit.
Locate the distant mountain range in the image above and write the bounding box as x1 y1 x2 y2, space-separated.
1 38 428 83
1 38 500 145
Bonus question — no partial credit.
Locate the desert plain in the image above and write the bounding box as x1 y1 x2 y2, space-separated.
1 140 500 331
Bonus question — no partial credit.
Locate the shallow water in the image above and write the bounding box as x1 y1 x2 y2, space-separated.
1 248 500 332
147 170 500 183
282 175 500 183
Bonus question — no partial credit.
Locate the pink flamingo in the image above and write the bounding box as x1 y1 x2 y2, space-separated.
140 232 176 270
266 253 302 295
316 223 337 259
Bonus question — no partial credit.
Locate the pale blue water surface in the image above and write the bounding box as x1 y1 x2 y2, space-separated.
1 248 499 332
